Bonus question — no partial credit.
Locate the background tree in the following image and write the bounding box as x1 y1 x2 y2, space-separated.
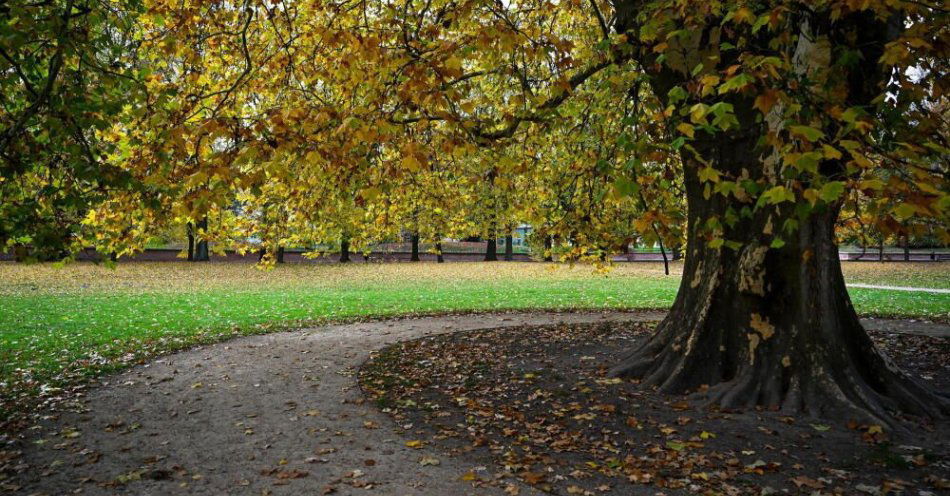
0 0 147 260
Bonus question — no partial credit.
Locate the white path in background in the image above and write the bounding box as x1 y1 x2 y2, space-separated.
848 283 950 294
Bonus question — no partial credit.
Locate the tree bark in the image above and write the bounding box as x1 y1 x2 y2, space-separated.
504 233 513 261
410 234 420 262
435 242 444 263
340 238 351 263
607 0 948 423
276 246 285 264
657 239 669 276
187 222 195 262
902 235 910 262
194 217 210 262
543 235 553 262
484 237 497 261
610 133 948 424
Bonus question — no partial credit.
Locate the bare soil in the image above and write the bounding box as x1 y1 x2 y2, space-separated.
359 320 950 495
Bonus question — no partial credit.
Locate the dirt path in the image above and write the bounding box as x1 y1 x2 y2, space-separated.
8 311 947 495
9 311 662 495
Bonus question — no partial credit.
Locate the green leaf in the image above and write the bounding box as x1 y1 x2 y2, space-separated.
893 203 916 221
698 166 720 183
666 441 686 451
667 86 688 103
818 181 845 203
840 107 863 123
761 185 794 205
612 178 639 197
789 125 824 142
718 73 754 94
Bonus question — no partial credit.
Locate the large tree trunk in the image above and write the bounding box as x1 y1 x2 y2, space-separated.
608 0 948 423
610 136 948 423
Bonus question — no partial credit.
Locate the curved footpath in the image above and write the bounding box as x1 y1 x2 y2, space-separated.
9 311 948 495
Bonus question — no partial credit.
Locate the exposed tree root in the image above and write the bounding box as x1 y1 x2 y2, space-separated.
611 316 950 428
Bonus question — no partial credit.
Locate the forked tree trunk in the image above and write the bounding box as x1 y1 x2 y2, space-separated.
194 217 210 262
410 234 420 262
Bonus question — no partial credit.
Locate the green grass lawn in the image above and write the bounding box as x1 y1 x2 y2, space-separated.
0 261 947 423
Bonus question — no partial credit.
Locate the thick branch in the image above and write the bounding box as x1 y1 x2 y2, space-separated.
471 56 623 141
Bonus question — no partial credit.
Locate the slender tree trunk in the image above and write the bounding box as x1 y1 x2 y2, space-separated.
902 235 910 262
194 217 210 262
504 233 513 261
543 235 553 262
410 234 420 262
187 222 195 261
657 239 669 276
435 242 444 263
340 238 351 263
878 239 885 262
276 246 285 264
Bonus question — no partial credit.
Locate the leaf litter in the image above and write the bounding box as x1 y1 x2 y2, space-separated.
359 321 950 495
